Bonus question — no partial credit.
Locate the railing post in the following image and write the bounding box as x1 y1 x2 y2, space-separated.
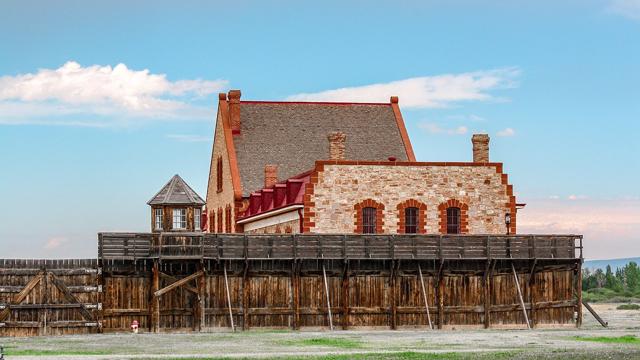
390 235 395 259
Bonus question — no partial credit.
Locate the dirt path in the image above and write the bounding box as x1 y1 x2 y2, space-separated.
2 303 639 359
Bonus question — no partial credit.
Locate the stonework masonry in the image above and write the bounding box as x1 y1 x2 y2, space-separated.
305 162 515 234
244 219 300 234
472 134 490 163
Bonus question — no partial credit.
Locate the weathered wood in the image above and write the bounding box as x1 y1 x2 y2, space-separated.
341 260 349 330
437 260 444 329
48 273 96 321
159 273 198 294
154 270 203 297
292 261 300 330
151 261 160 333
576 264 583 327
389 260 397 330
322 262 334 330
582 300 607 327
483 260 492 328
0 271 44 321
242 260 250 330
511 263 530 329
223 263 235 331
418 264 433 329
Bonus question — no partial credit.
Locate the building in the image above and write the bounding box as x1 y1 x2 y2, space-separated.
148 174 205 232
206 90 521 235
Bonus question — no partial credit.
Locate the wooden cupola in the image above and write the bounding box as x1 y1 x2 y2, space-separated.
147 174 205 232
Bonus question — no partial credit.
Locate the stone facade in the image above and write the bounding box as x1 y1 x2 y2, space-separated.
304 162 515 234
244 218 300 234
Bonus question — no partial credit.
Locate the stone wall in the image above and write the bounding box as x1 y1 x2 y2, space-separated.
305 162 515 234
244 219 300 234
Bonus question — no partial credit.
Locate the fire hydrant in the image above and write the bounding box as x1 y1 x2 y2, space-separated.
131 320 139 334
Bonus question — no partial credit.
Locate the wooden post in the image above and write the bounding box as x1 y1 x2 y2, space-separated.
437 260 444 329
576 263 583 327
197 264 206 332
322 262 333 330
417 264 433 330
389 260 397 330
292 261 300 330
511 262 530 329
341 260 349 330
529 260 538 328
151 260 160 333
242 260 250 331
223 262 235 331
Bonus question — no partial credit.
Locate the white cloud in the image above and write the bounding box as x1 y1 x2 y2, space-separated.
418 122 468 135
497 127 515 137
286 68 520 108
568 194 588 201
608 0 640 20
44 237 68 250
166 134 210 142
0 61 228 126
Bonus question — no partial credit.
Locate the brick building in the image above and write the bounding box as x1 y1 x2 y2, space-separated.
206 90 519 235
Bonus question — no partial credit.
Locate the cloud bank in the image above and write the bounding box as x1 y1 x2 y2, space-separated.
609 0 640 20
0 61 228 126
286 68 519 108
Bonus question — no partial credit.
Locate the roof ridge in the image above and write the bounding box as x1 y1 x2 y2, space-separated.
241 100 390 106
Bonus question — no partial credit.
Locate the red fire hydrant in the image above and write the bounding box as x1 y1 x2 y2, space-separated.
131 320 139 334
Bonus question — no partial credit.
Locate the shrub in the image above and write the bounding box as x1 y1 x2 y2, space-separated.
617 304 640 310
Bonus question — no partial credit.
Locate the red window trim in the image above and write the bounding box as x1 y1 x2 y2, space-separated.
438 199 469 234
354 199 385 234
396 199 427 234
216 157 223 193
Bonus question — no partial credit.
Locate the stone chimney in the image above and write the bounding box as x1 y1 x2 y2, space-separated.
328 132 346 160
472 134 490 162
264 165 278 188
228 90 241 134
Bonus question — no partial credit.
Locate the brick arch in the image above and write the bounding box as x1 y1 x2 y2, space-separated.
354 199 385 234
438 199 469 234
396 199 427 234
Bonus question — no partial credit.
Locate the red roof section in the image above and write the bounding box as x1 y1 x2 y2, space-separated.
239 170 312 221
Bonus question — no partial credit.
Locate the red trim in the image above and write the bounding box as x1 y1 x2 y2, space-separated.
316 160 504 167
390 99 416 161
354 199 385 234
240 100 390 106
438 199 469 234
396 199 427 234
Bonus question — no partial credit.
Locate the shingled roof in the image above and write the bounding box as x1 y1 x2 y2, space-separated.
147 174 205 206
233 101 413 196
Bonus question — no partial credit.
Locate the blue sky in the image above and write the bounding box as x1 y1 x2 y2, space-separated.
1 0 639 259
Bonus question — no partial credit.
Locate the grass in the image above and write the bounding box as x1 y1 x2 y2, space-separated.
139 351 517 360
583 288 640 303
278 337 364 349
617 303 640 310
3 347 113 356
572 335 640 345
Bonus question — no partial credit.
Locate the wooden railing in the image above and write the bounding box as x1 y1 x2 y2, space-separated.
98 233 583 261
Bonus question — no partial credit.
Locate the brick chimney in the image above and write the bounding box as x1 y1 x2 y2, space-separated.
264 165 278 188
228 90 241 134
472 134 490 162
328 132 346 160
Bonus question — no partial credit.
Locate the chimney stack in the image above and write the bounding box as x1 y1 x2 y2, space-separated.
328 132 346 160
472 134 490 162
228 90 241 134
264 165 278 188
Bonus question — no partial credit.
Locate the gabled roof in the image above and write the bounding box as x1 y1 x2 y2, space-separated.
232 100 414 197
147 174 205 206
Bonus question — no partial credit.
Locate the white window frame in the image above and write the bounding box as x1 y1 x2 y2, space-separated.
194 208 201 230
172 208 186 229
154 208 163 230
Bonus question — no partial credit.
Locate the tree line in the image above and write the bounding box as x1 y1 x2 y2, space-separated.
583 262 640 294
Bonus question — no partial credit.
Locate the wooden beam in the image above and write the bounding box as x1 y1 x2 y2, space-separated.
483 259 492 329
582 300 607 327
194 264 205 332
159 272 198 294
0 271 45 322
576 264 583 327
341 260 350 330
418 264 433 330
48 272 95 322
151 260 160 333
292 261 300 330
529 261 538 328
437 260 444 329
242 260 250 330
511 263 530 329
154 270 204 298
322 262 334 330
223 262 235 331
389 260 397 330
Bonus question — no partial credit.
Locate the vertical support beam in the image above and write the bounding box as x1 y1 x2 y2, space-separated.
576 262 583 327
418 264 433 330
322 261 333 330
223 262 235 332
242 260 250 331
292 260 300 330
511 262 531 329
528 260 538 328
151 260 160 333
197 264 206 332
437 260 444 330
41 266 48 336
483 260 492 329
389 260 397 330
341 260 349 330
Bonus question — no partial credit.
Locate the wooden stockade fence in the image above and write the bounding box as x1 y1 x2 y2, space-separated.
1 234 583 336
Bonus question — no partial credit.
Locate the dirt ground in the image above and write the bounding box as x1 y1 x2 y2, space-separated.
1 303 639 359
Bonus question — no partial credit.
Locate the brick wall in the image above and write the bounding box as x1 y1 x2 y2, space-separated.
305 162 515 234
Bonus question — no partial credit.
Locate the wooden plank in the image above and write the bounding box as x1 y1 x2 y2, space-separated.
154 270 203 297
151 261 160 333
418 264 433 329
292 261 300 330
223 263 235 331
389 260 397 330
48 272 96 322
242 260 250 330
582 300 607 327
341 261 349 330
511 263 530 329
576 264 583 327
159 273 198 294
437 260 444 329
0 271 44 321
322 262 334 330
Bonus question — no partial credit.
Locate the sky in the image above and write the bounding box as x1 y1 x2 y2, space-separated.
0 0 639 260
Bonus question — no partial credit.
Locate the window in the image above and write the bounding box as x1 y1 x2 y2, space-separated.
216 157 223 192
154 208 163 230
173 208 186 229
446 207 461 234
209 211 215 232
362 207 377 234
404 207 418 234
217 209 223 233
225 206 232 233
194 208 201 230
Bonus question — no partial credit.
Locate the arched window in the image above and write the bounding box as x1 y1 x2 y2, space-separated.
362 207 377 234
217 208 223 233
354 199 385 234
446 207 461 234
404 207 419 234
